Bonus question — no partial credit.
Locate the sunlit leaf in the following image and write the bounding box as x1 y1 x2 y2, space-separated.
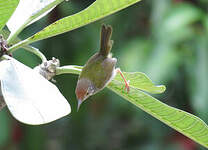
108 79 208 148
43 64 208 148
24 0 142 43
0 0 19 31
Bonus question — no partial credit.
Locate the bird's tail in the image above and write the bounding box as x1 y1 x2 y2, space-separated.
99 24 113 57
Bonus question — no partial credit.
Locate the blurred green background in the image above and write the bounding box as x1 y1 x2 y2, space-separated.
1 0 208 149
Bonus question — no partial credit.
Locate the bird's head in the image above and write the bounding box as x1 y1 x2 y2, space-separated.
75 78 95 110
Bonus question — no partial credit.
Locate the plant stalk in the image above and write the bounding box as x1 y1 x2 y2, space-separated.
8 38 31 53
23 46 47 62
56 65 82 75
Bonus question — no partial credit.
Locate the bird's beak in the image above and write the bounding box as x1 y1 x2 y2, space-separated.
77 99 83 112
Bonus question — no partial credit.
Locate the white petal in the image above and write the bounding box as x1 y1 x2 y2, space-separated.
7 0 56 34
0 59 70 125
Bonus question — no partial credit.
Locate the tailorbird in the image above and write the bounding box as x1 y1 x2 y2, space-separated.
75 24 130 110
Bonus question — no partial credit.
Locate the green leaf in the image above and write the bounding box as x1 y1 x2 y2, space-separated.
0 0 19 31
108 78 208 148
114 72 166 94
25 0 142 43
56 66 208 148
8 0 142 52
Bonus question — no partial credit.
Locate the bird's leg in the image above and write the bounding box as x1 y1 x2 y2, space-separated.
116 68 130 93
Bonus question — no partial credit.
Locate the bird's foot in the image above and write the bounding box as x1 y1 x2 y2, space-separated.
124 80 130 93
116 68 130 93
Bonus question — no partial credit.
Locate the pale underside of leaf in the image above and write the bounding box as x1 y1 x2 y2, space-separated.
0 0 19 31
107 80 208 148
7 0 55 32
7 0 63 43
26 0 142 43
0 58 71 125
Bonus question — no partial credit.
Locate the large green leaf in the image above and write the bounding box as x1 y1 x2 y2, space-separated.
108 77 208 148
0 0 19 31
56 65 208 148
12 0 141 46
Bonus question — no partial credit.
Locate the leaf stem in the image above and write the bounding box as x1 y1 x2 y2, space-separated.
23 45 47 62
8 38 31 53
56 65 82 75
7 39 47 63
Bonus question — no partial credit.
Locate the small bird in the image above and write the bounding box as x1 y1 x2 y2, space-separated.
75 24 130 110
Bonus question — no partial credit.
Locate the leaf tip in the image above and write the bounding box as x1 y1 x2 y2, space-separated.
156 85 166 93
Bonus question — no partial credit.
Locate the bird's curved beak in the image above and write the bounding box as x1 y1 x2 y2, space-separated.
77 99 83 112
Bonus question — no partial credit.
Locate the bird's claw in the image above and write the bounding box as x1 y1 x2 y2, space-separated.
124 80 130 93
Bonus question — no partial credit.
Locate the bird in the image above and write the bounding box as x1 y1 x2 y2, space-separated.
75 24 130 110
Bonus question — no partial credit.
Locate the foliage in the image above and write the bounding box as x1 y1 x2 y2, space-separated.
0 0 208 150
0 0 19 31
